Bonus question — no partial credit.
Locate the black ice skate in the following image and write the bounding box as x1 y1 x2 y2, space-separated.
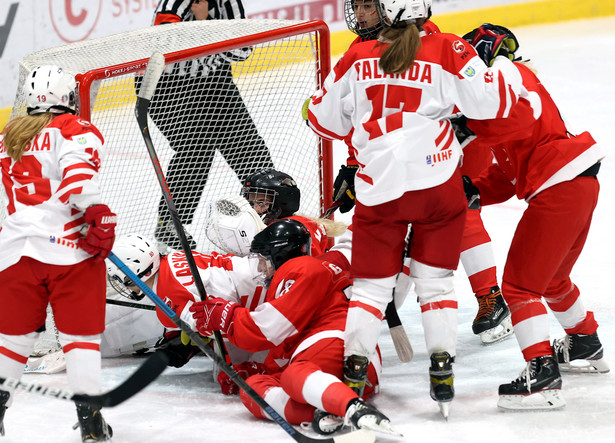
345 398 402 437
429 352 454 419
154 218 197 252
497 355 565 411
553 332 609 373
310 409 344 435
74 402 113 442
343 355 369 397
473 286 513 344
0 389 9 437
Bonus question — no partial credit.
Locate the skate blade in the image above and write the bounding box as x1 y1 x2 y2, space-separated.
559 357 610 374
497 389 566 411
356 417 403 438
479 315 513 344
438 401 450 420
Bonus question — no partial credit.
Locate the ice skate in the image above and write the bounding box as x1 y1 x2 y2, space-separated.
429 352 454 419
498 355 565 411
473 286 513 344
310 409 344 435
343 355 369 397
345 398 402 437
154 218 197 251
74 402 113 442
0 389 9 437
553 332 609 373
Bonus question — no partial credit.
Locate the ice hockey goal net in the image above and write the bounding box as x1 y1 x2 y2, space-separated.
4 19 332 358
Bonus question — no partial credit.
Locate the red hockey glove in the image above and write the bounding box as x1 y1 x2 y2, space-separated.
217 361 268 395
462 23 519 66
189 297 240 336
78 204 117 261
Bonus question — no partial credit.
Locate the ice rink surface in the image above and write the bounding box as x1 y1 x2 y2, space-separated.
3 16 615 443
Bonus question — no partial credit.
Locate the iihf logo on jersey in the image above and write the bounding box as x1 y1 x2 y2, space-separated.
426 149 453 166
49 235 78 249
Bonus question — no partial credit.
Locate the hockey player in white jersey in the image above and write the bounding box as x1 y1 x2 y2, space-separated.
0 66 115 441
306 0 523 419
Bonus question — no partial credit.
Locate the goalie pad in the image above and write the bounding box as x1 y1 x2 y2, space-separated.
205 196 266 256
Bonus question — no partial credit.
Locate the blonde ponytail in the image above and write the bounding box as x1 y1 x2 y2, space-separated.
2 114 54 161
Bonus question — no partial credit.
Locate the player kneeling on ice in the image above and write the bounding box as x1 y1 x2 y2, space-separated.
189 219 400 437
459 24 608 411
0 66 115 441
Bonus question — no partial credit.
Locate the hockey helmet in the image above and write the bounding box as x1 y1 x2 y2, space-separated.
378 0 432 26
106 234 161 301
241 169 300 225
250 219 311 271
26 65 76 115
345 0 383 39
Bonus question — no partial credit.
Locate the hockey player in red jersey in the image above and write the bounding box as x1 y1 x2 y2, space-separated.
306 0 523 418
338 0 512 346
460 24 608 410
189 219 399 436
0 66 115 440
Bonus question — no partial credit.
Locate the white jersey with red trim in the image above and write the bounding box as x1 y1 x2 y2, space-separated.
307 32 523 206
226 255 351 372
154 250 265 328
0 114 105 271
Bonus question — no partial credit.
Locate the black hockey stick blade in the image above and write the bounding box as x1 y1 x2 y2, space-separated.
107 252 374 443
0 351 168 408
385 301 413 362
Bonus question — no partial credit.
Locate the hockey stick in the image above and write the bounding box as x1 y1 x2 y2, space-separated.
323 201 343 219
385 300 413 363
134 52 231 366
2 350 168 407
106 298 156 311
108 252 374 443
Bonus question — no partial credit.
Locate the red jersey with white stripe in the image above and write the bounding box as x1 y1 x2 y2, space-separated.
308 32 522 206
0 114 105 271
469 62 605 203
226 255 351 372
154 250 265 328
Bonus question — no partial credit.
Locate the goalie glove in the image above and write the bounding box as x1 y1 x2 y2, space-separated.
78 204 117 261
189 297 240 336
217 361 268 395
462 175 481 210
462 23 519 67
332 165 358 213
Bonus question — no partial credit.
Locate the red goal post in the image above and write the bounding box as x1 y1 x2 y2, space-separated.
7 19 333 253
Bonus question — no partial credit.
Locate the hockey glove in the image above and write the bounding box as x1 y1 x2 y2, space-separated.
78 204 117 261
462 175 481 210
462 23 519 66
301 97 311 124
217 361 268 395
451 115 477 149
155 330 202 368
332 165 358 213
189 297 240 336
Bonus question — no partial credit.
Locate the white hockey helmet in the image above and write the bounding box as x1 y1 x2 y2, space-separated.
26 65 76 115
106 234 161 301
378 0 432 26
205 196 266 257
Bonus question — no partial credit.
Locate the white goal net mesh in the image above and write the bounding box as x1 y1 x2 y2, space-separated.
4 19 332 357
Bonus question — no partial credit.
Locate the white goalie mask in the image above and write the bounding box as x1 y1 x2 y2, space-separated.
26 65 76 115
205 196 267 256
378 0 432 25
105 234 161 301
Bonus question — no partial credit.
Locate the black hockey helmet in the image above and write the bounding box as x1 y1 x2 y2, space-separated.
345 0 383 40
250 219 311 270
242 169 301 225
